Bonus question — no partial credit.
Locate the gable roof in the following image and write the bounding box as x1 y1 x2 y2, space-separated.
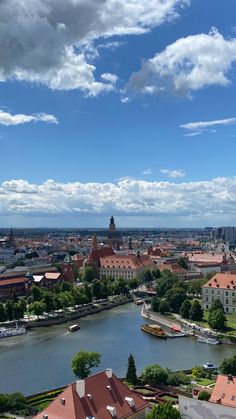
100 254 153 270
210 374 236 407
34 371 149 419
203 272 236 290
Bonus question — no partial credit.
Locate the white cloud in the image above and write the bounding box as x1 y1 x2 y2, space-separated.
127 28 236 98
0 0 190 96
0 109 58 126
142 168 153 175
101 73 119 84
160 169 185 178
181 117 236 131
183 131 202 137
2 175 236 223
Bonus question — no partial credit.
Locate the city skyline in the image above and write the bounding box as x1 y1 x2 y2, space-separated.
1 0 236 227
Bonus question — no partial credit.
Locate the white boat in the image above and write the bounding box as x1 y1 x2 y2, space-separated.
0 325 26 338
69 324 80 332
197 336 220 345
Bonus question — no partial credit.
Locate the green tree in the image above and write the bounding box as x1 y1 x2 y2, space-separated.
198 391 211 401
166 288 187 313
220 354 236 375
180 299 191 319
114 278 129 296
167 371 190 386
13 302 24 320
43 292 55 312
189 300 203 321
141 364 168 386
5 300 14 321
129 277 140 290
143 270 153 283
83 266 96 283
30 285 42 302
159 300 170 314
29 301 46 318
92 279 103 300
151 297 160 312
155 271 178 297
208 308 226 330
152 269 161 279
0 303 7 322
209 299 224 313
145 403 181 419
71 351 101 379
126 354 138 385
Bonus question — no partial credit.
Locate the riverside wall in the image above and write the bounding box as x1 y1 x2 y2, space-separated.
23 297 133 329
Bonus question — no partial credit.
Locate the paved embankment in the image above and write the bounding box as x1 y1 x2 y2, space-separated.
24 297 133 329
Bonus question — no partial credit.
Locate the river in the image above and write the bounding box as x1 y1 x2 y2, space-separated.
0 303 235 395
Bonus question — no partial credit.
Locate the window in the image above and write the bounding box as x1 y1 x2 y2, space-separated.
206 297 208 302
205 289 208 294
226 307 229 312
206 305 208 309
211 290 214 294
217 290 220 295
226 291 228 296
226 299 229 305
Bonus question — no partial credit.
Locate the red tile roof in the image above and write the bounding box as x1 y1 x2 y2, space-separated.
203 273 236 290
210 374 236 407
0 277 27 287
100 254 153 270
34 371 149 419
88 247 115 266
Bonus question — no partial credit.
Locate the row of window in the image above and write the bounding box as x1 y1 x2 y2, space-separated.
205 289 234 296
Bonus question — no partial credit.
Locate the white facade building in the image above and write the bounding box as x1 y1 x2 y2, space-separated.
202 273 236 313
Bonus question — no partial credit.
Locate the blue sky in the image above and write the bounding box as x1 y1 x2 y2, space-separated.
1 0 236 228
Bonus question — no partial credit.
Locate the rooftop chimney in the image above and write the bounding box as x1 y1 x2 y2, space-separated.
60 398 65 405
106 368 112 379
76 380 85 398
87 394 92 400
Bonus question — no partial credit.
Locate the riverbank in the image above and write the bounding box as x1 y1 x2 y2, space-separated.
0 296 132 330
142 306 236 346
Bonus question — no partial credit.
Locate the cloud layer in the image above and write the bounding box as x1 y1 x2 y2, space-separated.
0 110 58 126
1 177 236 223
0 0 189 96
128 28 236 98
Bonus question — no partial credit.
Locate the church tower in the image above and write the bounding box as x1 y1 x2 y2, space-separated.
91 234 98 250
109 216 116 232
7 227 15 248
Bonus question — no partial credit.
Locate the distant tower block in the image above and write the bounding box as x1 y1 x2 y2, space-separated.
109 216 116 232
91 234 98 250
128 237 133 250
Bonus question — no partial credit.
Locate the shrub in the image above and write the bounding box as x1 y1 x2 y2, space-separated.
198 391 211 401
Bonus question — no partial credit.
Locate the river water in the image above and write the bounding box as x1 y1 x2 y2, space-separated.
0 303 235 395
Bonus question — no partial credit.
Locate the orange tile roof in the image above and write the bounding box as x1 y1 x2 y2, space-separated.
203 273 236 290
100 254 153 270
210 374 236 407
0 277 27 286
44 272 61 280
34 371 149 419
